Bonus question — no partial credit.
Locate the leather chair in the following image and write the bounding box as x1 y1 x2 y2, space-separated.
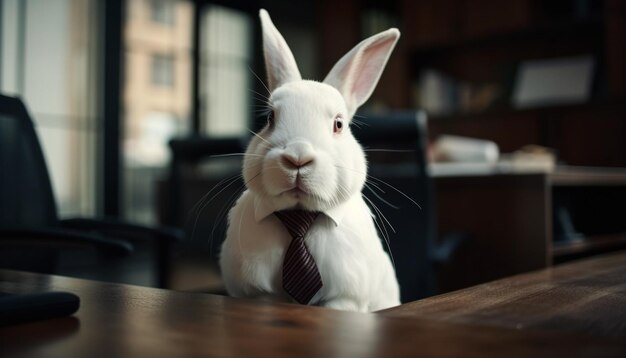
0 94 182 287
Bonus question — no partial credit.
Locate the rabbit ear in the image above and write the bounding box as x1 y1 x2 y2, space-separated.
259 9 302 92
323 29 400 116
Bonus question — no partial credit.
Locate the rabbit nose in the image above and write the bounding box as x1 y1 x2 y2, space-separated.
281 142 315 169
282 154 313 169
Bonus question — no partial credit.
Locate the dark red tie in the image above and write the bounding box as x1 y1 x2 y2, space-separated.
274 210 322 304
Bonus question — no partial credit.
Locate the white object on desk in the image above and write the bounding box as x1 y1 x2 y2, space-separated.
433 135 500 163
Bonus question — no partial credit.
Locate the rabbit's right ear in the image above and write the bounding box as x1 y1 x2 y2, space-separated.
259 9 302 92
323 29 400 117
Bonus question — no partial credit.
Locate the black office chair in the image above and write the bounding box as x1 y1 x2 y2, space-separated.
164 136 246 262
353 111 465 302
0 94 183 287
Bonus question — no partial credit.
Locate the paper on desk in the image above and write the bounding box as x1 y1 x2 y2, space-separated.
432 135 499 163
430 144 556 177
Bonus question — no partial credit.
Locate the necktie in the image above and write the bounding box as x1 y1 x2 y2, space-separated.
274 210 322 304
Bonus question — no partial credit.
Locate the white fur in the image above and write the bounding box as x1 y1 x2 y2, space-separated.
219 9 401 312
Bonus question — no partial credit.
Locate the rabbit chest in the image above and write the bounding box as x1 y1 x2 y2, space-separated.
220 190 392 305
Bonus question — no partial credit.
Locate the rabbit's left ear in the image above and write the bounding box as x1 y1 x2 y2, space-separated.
259 9 302 92
323 29 400 116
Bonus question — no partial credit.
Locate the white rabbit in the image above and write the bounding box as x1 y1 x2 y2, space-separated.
219 9 401 312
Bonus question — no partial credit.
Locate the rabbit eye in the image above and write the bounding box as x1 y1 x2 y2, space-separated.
266 110 275 126
333 115 344 134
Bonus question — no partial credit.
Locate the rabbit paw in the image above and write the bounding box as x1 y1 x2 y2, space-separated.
322 297 367 312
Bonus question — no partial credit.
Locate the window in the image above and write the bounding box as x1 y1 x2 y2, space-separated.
124 0 192 224
149 0 175 26
151 54 175 87
0 0 101 217
200 5 252 137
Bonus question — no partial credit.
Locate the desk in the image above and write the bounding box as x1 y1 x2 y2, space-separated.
383 250 626 338
1 252 626 357
432 165 626 293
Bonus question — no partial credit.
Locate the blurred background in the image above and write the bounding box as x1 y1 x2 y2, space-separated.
1 0 625 301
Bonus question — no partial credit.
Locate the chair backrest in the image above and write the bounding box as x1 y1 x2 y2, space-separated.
0 95 59 227
352 111 435 302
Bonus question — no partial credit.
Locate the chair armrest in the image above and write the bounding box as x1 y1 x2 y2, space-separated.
0 228 133 255
58 218 184 243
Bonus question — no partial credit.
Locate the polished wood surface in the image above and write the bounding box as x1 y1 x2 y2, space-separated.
553 234 626 258
383 251 626 338
551 166 626 186
2 254 626 357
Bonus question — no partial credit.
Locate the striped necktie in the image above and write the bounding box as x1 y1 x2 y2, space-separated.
274 210 322 305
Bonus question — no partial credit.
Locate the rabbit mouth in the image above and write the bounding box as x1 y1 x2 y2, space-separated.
286 177 309 197
284 185 326 211
287 187 307 198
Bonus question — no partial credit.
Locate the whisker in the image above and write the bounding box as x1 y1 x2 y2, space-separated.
368 175 422 210
210 153 263 158
333 164 365 175
248 129 271 145
248 88 270 101
363 149 414 153
350 121 362 129
248 65 271 96
185 174 243 240
253 108 272 117
366 198 391 250
364 182 399 209
363 193 397 234
362 193 396 271
334 182 352 208
351 118 369 128
209 183 247 250
250 97 270 105
236 191 250 254
332 163 420 209
184 174 241 223
192 175 246 240
251 106 271 115
198 168 269 246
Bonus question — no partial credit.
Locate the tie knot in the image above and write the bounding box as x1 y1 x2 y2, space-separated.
275 210 319 238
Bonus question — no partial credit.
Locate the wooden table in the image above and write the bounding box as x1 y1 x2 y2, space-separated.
2 252 626 357
383 250 626 338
